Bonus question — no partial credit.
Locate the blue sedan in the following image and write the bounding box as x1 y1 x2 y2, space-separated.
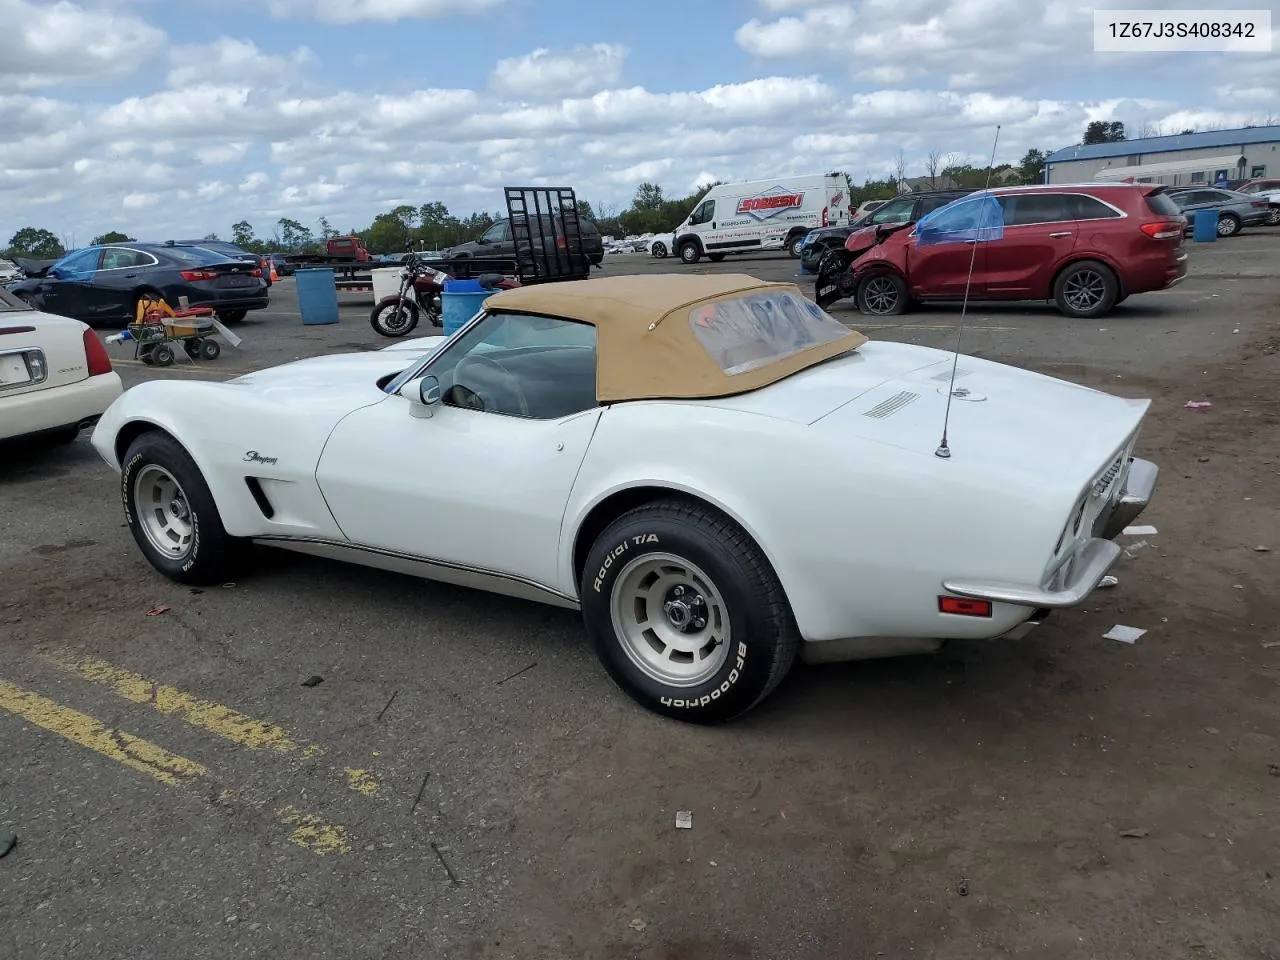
7 242 269 326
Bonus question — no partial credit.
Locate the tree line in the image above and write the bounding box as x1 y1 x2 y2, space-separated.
21 118 1257 262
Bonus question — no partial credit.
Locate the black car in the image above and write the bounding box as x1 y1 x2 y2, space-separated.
444 215 605 267
172 240 271 286
798 190 974 273
7 242 269 326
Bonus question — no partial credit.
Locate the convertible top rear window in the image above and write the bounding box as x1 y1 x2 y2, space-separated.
688 290 851 376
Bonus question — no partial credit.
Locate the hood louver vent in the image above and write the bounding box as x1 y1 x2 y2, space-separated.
862 391 919 419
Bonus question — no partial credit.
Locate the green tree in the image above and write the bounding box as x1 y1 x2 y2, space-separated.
632 182 665 212
202 232 220 241
91 230 134 245
1016 148 1047 184
7 227 64 259
276 217 312 251
574 199 596 221
1083 120 1125 144
316 216 337 241
230 220 255 248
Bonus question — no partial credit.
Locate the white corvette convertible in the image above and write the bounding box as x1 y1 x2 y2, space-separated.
90 274 1158 723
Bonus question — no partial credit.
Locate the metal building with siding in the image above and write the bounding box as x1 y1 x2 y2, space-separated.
1044 125 1280 187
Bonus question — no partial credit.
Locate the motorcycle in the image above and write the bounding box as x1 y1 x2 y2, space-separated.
369 255 522 338
369 253 450 337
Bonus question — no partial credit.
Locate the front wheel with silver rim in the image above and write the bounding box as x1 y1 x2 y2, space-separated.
855 272 907 316
1217 213 1241 237
370 298 419 337
579 497 800 724
122 431 247 584
1052 259 1118 319
651 241 667 258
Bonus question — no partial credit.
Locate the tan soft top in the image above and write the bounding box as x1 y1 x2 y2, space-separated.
483 273 867 403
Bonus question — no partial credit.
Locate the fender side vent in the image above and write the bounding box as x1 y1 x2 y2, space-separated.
244 477 275 519
862 391 919 419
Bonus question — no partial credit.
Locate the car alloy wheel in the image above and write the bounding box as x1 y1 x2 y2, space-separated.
610 553 732 688
1217 214 1240 237
133 464 196 562
1061 269 1107 313
1266 208 1280 226
859 275 902 314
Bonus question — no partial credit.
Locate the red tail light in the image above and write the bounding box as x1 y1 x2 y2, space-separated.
1251 200 1267 207
179 268 219 281
555 235 566 249
83 328 112 376
250 268 262 277
821 206 829 227
938 596 992 617
1140 221 1184 239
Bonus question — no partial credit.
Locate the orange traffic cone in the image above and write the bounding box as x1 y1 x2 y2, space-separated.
267 257 279 282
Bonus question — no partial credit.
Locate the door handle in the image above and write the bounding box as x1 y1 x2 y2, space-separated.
1048 231 1072 238
124 273 138 278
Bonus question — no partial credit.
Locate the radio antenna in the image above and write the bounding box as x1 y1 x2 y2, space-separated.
935 123 1002 460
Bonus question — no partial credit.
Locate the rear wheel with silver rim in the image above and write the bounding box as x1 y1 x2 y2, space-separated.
1266 207 1280 226
122 431 247 584
579 497 799 723
1053 259 1118 318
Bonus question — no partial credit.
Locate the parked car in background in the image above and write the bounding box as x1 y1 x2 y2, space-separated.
89 273 1158 723
268 254 295 277
0 258 23 285
815 183 1188 319
7 242 270 326
1165 186 1275 235
648 232 675 258
171 239 272 286
854 199 888 219
0 287 122 445
798 190 972 274
1235 176 1280 219
443 214 605 267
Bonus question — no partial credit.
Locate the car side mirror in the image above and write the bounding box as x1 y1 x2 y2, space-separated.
400 375 442 418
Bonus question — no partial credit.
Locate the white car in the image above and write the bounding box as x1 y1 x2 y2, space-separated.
89 274 1158 723
0 258 23 285
1 289 123 444
647 233 674 258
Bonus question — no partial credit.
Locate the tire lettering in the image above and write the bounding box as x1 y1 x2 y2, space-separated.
631 534 659 545
658 642 748 709
592 541 631 593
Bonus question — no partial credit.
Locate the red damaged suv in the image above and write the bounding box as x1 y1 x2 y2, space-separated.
814 183 1188 319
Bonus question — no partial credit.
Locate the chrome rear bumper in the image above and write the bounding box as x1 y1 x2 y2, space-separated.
1099 457 1158 540
943 457 1158 611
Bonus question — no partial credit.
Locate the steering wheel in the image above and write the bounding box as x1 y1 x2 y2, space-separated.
453 355 529 416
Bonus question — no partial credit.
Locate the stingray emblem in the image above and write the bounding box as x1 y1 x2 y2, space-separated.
736 187 805 221
243 450 278 465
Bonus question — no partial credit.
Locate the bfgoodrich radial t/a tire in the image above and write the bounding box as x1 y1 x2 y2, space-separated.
580 498 799 724
122 431 247 585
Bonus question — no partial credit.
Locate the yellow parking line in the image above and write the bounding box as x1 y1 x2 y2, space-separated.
277 806 352 855
2 673 354 855
0 677 206 787
53 654 299 751
50 653 383 798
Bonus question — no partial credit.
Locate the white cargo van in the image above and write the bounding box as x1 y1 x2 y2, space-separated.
671 173 852 264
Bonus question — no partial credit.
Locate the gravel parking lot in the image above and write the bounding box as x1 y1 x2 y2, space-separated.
3 234 1278 959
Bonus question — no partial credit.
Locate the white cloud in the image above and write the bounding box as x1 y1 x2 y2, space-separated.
0 0 165 90
264 0 508 23
490 44 628 99
0 2 1274 245
167 38 314 89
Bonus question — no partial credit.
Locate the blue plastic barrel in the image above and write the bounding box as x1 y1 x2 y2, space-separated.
296 267 339 324
441 278 489 335
1192 209 1218 243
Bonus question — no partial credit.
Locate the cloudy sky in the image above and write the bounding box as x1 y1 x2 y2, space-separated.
1 0 1275 245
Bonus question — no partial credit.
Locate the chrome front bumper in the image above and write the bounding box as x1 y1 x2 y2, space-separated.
943 458 1158 611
